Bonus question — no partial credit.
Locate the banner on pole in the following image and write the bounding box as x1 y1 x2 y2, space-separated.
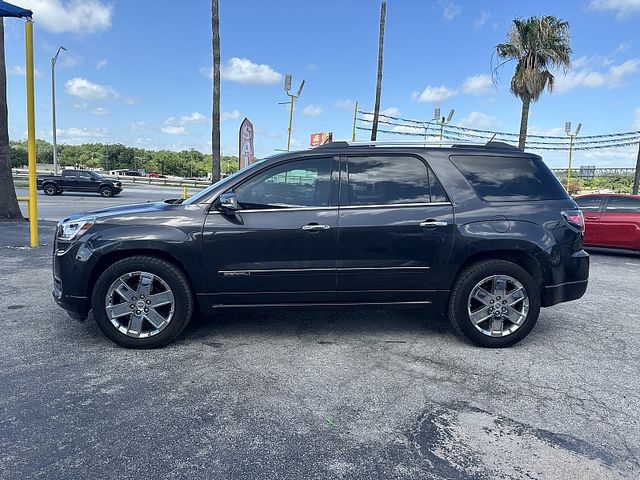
239 118 254 169
310 132 333 147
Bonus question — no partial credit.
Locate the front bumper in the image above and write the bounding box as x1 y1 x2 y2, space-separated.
53 275 89 320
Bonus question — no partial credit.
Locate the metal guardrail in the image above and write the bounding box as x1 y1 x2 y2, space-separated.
550 168 636 178
12 171 211 189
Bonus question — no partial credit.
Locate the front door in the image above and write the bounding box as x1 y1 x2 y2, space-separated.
75 171 95 192
202 156 339 306
337 154 454 304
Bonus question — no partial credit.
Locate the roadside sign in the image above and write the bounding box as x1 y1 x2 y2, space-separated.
239 118 255 169
310 132 333 147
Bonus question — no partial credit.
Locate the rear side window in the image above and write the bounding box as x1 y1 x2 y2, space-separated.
606 196 640 213
346 156 448 206
450 155 567 201
575 197 603 212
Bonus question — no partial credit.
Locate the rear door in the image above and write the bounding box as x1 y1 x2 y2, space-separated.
574 196 604 246
598 196 640 250
336 154 454 304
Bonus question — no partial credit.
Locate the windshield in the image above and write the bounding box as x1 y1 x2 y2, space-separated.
183 158 271 204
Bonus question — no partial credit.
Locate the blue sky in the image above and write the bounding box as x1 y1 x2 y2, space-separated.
4 0 640 167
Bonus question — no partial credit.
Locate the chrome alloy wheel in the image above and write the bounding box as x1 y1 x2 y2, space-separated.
105 271 175 338
467 275 529 337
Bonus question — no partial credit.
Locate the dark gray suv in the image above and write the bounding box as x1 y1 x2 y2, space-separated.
52 141 589 348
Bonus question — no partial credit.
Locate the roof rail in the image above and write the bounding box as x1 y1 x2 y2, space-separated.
315 140 520 149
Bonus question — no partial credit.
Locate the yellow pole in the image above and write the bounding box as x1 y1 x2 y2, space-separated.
566 135 574 191
286 94 294 152
182 186 188 200
25 20 38 248
351 101 358 142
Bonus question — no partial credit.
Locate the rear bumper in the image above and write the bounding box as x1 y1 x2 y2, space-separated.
542 279 588 307
541 249 589 307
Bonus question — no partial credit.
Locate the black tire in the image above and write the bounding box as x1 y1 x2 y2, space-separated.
448 260 540 348
100 186 114 197
91 256 194 348
43 184 57 196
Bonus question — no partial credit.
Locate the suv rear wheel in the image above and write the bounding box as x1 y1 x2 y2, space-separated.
448 260 540 348
91 256 193 348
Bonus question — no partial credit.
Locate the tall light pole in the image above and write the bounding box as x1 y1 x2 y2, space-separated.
435 108 454 144
51 45 66 175
565 121 582 191
282 73 304 151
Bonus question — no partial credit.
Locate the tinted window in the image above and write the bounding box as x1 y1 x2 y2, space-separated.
77 172 92 181
575 196 602 212
346 156 447 206
450 155 567 201
234 157 332 209
606 196 640 213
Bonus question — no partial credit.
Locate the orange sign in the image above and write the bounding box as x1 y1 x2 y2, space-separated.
310 132 333 147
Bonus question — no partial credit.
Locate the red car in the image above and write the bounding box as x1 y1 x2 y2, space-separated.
574 194 640 252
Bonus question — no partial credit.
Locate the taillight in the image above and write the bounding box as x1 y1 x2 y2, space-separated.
561 209 585 232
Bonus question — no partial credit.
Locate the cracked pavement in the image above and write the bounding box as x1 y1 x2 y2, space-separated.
0 221 639 479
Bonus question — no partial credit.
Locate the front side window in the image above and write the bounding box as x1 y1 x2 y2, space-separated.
234 157 333 209
575 196 602 212
77 172 92 181
606 196 640 213
346 156 446 206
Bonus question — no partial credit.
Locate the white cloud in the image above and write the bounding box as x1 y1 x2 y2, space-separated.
458 111 500 130
527 126 567 137
614 41 633 53
473 11 490 29
59 55 81 69
589 0 640 19
303 105 323 117
96 59 108 70
161 126 188 135
65 77 118 100
129 122 147 132
555 58 640 93
165 112 207 126
462 74 493 95
15 0 112 34
221 110 241 122
633 108 640 129
217 57 282 85
90 107 109 116
439 0 461 20
335 99 356 109
8 65 42 77
360 107 401 123
412 85 458 103
57 127 108 143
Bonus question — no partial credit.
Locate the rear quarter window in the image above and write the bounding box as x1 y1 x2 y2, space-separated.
450 155 568 202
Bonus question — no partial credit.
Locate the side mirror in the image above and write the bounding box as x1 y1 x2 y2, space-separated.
218 192 239 212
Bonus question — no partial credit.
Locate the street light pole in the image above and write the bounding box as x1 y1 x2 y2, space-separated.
565 121 582 191
282 74 304 151
435 108 454 145
51 46 66 175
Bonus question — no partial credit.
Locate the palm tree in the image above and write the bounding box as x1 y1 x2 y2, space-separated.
0 18 23 220
495 16 571 150
211 0 221 183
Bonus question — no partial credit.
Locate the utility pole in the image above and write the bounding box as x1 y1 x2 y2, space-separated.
370 1 386 141
282 74 304 151
352 100 358 142
633 141 640 195
435 108 454 144
565 121 582 191
51 46 66 175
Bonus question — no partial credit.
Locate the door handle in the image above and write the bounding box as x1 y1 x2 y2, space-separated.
419 219 448 228
301 223 331 232
585 216 599 220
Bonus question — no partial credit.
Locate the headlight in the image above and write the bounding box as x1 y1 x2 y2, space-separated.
57 218 95 241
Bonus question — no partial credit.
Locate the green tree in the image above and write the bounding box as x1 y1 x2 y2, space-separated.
495 16 571 150
0 19 22 220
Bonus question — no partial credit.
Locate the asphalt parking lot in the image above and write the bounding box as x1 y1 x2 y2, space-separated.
1 221 639 479
15 184 190 222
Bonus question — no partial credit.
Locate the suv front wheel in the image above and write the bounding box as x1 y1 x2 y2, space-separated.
91 256 194 348
448 260 540 348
